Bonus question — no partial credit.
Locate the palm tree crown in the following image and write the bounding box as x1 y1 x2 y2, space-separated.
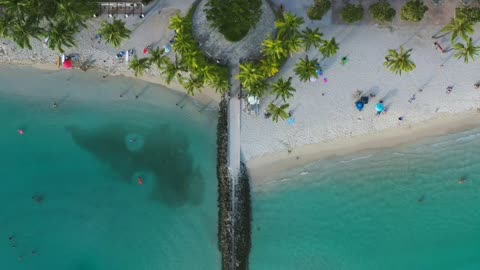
453 37 480 64
237 62 263 89
271 77 296 102
129 56 151 77
275 12 304 40
47 22 76 53
301 27 323 51
284 34 304 56
319 38 339 58
98 19 131 48
383 46 416 75
149 48 169 69
261 36 286 60
440 18 474 43
267 103 290 122
294 55 319 82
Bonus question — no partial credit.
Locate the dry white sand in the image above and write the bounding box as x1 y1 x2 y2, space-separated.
241 13 480 182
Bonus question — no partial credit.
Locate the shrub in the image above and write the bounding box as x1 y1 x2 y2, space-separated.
204 0 262 42
401 0 428 22
369 0 396 24
455 7 480 23
307 0 332 20
341 3 364 24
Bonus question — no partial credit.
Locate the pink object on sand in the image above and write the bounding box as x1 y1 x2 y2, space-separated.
18 129 24 135
324 78 328 83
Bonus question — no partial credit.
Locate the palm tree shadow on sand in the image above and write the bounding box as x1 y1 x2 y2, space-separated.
66 123 205 207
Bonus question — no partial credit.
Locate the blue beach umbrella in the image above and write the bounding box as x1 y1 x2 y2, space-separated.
375 103 385 113
355 101 364 111
287 118 296 125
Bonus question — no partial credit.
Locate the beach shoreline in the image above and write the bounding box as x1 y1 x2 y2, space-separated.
2 61 221 106
247 109 480 185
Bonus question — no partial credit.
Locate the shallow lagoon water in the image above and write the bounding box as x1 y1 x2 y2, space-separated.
251 128 480 270
0 67 219 269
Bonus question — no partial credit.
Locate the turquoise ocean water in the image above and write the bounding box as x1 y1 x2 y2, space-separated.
0 67 219 269
251 129 480 270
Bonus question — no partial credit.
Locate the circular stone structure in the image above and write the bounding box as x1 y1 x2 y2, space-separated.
192 0 276 66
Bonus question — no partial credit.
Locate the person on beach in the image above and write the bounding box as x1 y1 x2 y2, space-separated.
474 82 480 89
434 42 444 53
446 86 453 94
408 94 416 103
398 116 404 121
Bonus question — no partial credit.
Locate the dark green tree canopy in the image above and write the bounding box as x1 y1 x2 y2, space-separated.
369 0 396 24
204 0 262 42
400 0 428 22
0 0 97 50
341 3 364 24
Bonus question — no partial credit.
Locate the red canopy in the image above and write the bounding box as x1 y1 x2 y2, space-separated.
63 59 73 69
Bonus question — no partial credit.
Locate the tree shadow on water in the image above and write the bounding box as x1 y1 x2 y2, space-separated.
66 124 205 207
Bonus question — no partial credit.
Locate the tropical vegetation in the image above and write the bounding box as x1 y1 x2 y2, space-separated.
0 0 96 50
294 55 319 82
319 38 339 58
301 27 323 51
383 46 416 75
167 8 230 95
341 3 364 24
400 0 428 22
369 0 396 24
129 56 151 77
267 103 290 122
307 0 332 20
453 37 480 63
97 19 131 48
455 7 480 23
271 77 295 102
440 18 475 43
204 0 262 42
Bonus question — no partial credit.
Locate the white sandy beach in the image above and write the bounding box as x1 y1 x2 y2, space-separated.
1 0 480 185
241 1 480 183
0 0 221 105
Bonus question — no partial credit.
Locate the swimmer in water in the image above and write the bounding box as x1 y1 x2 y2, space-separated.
129 138 136 144
458 178 465 184
53 102 57 108
418 195 425 203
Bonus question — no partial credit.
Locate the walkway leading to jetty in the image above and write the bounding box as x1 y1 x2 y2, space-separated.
228 64 241 177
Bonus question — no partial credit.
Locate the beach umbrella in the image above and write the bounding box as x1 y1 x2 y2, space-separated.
63 59 73 69
287 117 296 125
375 103 385 113
309 76 317 82
355 101 364 111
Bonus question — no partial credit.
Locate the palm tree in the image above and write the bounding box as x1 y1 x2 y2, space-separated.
182 75 204 96
383 46 416 75
172 32 194 56
149 48 170 69
55 0 96 29
169 13 189 34
271 77 296 102
129 56 151 77
210 75 230 94
319 38 339 58
283 34 304 56
0 15 14 38
197 64 217 84
161 61 180 84
47 22 76 53
10 18 43 49
97 19 131 48
260 58 279 77
294 55 318 82
453 37 480 64
183 49 204 70
301 27 323 51
261 36 286 60
267 103 290 122
237 62 263 89
440 18 474 43
275 12 304 40
248 80 268 98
